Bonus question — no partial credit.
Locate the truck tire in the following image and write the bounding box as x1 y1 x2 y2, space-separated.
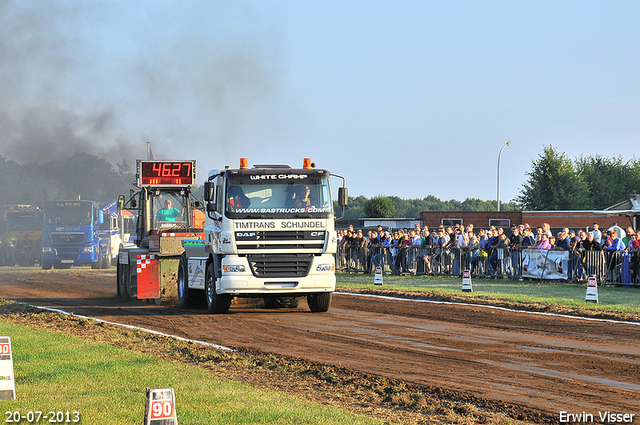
118 261 132 300
101 247 111 269
205 263 231 314
177 255 197 308
41 263 52 270
116 260 122 297
264 297 300 309
307 293 332 312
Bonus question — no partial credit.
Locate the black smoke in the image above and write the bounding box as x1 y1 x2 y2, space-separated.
0 0 279 168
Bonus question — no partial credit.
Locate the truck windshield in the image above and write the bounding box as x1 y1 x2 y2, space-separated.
6 214 38 231
225 177 333 217
153 192 190 229
44 202 92 226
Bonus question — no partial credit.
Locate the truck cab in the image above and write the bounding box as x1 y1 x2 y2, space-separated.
41 200 108 269
97 201 134 266
1 204 43 266
177 158 347 313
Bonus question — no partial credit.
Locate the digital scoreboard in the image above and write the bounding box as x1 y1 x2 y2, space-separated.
137 160 196 187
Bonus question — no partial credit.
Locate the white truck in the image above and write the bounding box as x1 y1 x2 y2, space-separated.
97 200 134 266
177 158 347 313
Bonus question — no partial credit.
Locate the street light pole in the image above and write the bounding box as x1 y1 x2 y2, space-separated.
497 140 511 212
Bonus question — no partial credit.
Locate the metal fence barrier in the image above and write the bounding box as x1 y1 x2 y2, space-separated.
336 244 640 286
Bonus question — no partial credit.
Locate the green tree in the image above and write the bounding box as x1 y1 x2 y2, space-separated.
460 198 496 211
364 196 396 218
517 145 589 210
576 154 640 210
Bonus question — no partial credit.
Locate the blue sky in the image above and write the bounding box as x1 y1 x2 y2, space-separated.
1 1 639 204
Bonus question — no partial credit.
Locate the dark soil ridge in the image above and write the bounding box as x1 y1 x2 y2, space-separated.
338 288 640 323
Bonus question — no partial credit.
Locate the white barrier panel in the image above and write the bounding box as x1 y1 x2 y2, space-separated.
144 388 178 425
461 270 473 292
374 266 383 285
585 275 599 303
0 336 15 400
521 249 570 280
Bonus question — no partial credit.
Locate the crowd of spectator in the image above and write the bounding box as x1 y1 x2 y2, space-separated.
337 222 640 283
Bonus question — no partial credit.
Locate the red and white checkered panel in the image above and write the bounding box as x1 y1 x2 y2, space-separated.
136 254 160 299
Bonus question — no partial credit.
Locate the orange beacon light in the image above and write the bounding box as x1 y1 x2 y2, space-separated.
303 158 312 169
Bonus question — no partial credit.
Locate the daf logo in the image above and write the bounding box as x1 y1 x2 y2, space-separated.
237 232 256 237
310 232 325 237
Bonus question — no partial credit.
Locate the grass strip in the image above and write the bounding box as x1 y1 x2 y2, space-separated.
0 319 379 425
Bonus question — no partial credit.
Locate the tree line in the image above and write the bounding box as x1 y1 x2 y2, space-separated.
0 153 134 207
340 195 518 220
345 146 640 219
1 147 636 217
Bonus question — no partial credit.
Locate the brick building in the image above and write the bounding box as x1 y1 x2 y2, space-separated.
420 194 640 232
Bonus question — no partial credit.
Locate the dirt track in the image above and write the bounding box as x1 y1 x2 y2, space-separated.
1 268 639 422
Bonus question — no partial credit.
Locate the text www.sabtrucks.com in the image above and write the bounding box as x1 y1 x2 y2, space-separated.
560 411 636 423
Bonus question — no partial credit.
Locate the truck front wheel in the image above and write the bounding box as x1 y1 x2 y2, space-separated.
177 255 196 308
205 263 231 314
101 246 111 269
307 293 332 312
117 261 132 300
116 260 121 297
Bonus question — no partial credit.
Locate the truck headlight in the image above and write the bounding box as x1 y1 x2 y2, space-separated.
316 264 334 272
83 246 94 253
223 265 245 273
42 247 52 253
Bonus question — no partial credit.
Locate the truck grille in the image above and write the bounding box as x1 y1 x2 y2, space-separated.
235 230 325 253
51 233 85 243
238 243 322 250
56 247 80 260
251 231 313 240
247 254 313 278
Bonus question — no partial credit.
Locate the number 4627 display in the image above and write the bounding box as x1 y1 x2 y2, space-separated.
138 160 195 187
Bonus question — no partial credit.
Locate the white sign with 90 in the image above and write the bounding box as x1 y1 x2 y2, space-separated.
144 388 178 424
0 337 15 400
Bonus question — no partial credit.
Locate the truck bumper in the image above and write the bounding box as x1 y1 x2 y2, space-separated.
42 250 98 266
217 254 336 296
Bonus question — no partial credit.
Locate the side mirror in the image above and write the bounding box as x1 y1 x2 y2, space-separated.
338 187 348 207
117 195 125 212
204 181 215 202
98 210 104 225
204 181 217 213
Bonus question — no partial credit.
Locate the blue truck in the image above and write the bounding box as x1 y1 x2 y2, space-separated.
41 200 112 269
